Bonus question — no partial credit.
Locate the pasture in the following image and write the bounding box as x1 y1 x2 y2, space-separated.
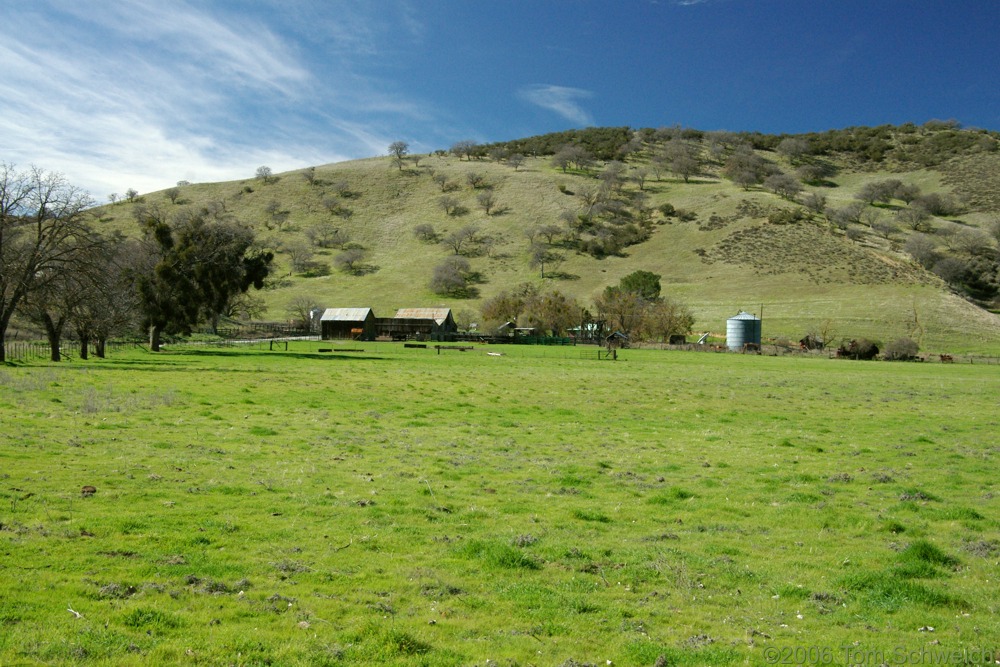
0 343 998 666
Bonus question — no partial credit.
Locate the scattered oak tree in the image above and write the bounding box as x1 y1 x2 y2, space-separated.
388 141 409 171
334 247 367 275
255 166 275 184
442 224 480 255
430 256 477 297
477 189 498 216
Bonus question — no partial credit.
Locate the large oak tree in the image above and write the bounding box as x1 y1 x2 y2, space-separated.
134 207 272 350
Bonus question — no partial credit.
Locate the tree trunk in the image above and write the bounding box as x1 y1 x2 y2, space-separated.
149 325 162 352
95 337 107 358
43 313 64 362
79 334 90 360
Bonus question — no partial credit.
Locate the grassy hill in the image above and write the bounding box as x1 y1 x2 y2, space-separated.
96 124 1000 353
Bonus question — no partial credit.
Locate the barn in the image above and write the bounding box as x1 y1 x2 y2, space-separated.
320 308 376 340
376 308 457 341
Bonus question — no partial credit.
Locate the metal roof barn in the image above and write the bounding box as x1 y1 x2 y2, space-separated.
320 308 376 340
379 308 457 341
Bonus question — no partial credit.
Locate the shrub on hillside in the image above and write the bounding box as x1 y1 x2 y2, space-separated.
884 337 920 361
768 207 808 225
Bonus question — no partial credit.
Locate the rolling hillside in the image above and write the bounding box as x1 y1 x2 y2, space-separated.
96 124 1000 353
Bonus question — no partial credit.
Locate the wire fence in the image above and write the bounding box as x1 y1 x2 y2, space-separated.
1 340 149 363
3 337 998 365
3 341 52 363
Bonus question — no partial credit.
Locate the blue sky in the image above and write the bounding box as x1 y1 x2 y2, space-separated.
2 0 999 199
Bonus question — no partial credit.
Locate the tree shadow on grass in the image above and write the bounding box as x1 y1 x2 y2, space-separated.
181 349 388 361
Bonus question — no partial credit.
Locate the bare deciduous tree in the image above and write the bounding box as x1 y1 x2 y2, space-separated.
776 137 810 164
285 241 316 273
307 220 349 248
334 248 367 275
0 164 95 362
286 295 321 332
388 141 409 171
430 256 476 297
442 224 480 255
450 140 478 161
632 167 649 191
466 172 487 189
439 195 463 216
764 173 803 200
904 233 939 269
663 139 702 182
255 166 274 184
897 205 932 232
529 243 562 278
477 189 498 216
871 218 899 239
538 224 562 245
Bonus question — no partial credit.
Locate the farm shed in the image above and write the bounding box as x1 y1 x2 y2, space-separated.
320 308 376 340
377 308 458 341
605 331 629 349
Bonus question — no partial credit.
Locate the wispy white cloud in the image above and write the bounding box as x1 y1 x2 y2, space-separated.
519 84 595 126
57 0 310 95
0 1 437 198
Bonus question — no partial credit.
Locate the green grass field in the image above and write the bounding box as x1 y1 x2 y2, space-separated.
1 344 998 665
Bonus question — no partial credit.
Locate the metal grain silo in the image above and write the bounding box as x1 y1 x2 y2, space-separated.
726 311 761 350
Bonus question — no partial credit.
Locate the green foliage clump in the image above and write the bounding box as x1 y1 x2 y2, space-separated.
839 570 957 612
486 126 633 160
897 539 959 569
896 128 999 166
619 270 661 300
121 608 183 630
798 124 895 161
458 539 539 570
